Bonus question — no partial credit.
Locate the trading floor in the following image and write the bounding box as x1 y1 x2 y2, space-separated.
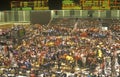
0 18 120 77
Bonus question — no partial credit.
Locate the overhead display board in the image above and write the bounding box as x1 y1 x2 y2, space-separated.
10 0 120 10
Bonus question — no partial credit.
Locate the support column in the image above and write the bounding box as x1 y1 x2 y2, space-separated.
23 11 26 22
0 12 1 22
98 10 101 17
63 10 65 17
117 10 120 18
80 10 82 17
51 10 54 18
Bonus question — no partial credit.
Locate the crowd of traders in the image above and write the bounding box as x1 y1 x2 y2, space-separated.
0 19 120 77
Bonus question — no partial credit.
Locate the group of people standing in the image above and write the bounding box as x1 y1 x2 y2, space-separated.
0 18 120 77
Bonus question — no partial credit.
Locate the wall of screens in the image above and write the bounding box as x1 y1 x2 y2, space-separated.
52 10 120 19
0 10 120 23
0 11 30 23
